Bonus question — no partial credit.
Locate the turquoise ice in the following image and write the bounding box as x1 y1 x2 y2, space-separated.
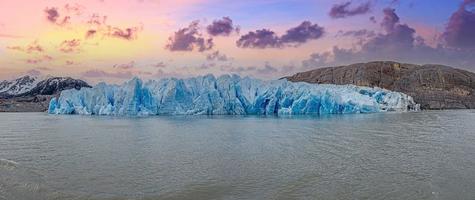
48 74 418 115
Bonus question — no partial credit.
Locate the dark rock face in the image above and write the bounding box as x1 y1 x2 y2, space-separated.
284 61 475 109
0 76 91 112
21 77 90 97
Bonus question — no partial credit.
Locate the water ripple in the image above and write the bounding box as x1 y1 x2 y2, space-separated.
1 111 475 200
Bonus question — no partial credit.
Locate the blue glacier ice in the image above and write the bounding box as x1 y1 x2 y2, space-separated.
48 74 419 115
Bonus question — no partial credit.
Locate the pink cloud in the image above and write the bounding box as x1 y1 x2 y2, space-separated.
59 39 81 53
7 41 44 54
108 26 140 40
26 55 53 64
113 61 135 69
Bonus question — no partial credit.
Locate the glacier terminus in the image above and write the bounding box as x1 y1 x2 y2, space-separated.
48 74 419 116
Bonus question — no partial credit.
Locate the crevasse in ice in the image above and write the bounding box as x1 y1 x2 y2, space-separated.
48 74 419 115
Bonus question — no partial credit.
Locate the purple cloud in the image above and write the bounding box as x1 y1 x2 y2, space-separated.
236 29 281 49
206 17 239 36
443 0 475 49
307 8 420 64
280 21 324 44
354 8 418 56
44 7 60 23
329 1 371 19
381 8 400 32
113 61 135 69
44 7 70 26
166 21 214 52
302 8 475 70
337 29 376 38
357 8 418 54
206 51 230 61
237 21 324 49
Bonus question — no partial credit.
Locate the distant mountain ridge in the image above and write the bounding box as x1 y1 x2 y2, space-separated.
0 76 90 98
284 61 475 109
0 76 39 97
0 76 91 112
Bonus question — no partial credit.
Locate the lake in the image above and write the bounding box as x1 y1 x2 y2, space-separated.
1 111 475 200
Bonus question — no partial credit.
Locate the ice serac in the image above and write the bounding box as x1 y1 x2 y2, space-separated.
48 74 419 115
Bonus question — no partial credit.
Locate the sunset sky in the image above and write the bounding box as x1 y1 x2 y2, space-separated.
0 0 474 83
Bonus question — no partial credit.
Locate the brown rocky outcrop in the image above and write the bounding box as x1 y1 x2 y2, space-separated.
284 61 475 109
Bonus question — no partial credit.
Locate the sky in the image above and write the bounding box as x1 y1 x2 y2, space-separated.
0 0 474 83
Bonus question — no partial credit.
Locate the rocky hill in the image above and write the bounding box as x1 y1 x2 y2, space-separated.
0 76 91 112
284 61 475 109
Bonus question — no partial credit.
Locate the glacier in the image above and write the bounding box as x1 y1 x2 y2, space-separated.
48 74 419 116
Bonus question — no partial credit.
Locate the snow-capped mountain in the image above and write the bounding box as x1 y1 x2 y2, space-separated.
0 76 91 98
49 74 419 116
0 76 39 97
23 77 91 96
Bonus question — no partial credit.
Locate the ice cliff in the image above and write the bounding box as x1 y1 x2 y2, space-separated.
48 74 418 115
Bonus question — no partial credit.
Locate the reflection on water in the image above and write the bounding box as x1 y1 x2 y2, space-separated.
1 111 475 200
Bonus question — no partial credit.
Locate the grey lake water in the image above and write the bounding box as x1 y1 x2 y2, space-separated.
1 111 475 200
